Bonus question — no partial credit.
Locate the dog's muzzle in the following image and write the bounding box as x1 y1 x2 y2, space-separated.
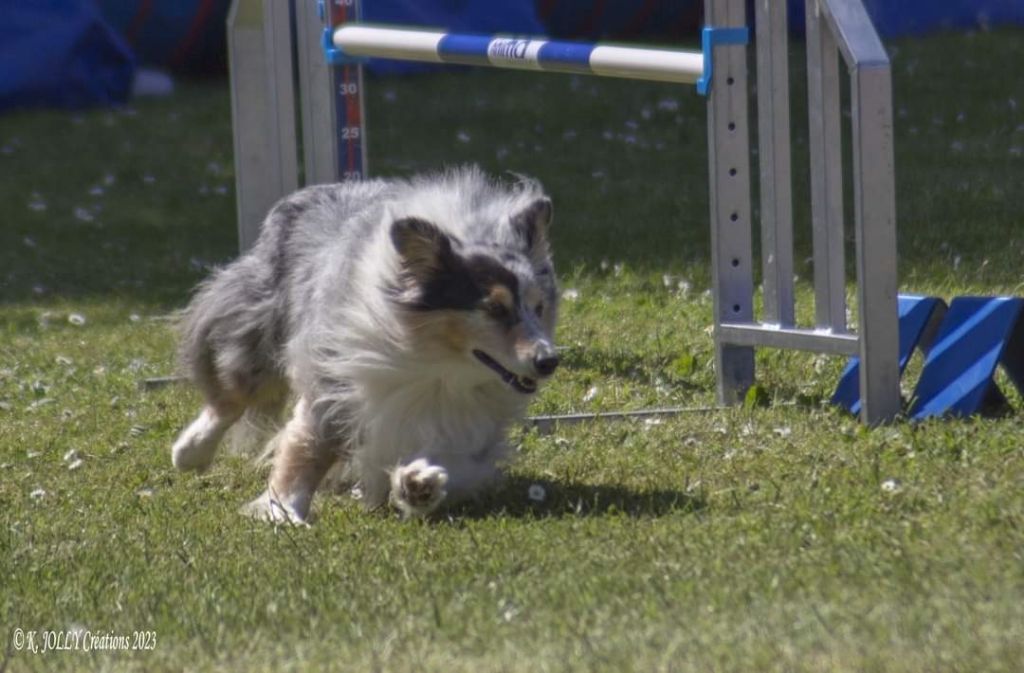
532 345 560 378
472 350 538 394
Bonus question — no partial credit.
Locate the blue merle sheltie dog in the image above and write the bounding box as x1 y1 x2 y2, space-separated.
171 167 559 522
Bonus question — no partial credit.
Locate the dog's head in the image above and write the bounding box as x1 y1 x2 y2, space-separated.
390 197 559 394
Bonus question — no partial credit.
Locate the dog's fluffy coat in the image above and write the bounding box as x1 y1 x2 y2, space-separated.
172 167 559 521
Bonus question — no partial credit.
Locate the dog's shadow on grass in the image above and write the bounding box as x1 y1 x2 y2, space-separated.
445 475 704 521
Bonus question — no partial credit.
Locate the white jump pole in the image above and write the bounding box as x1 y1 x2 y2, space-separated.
332 25 706 85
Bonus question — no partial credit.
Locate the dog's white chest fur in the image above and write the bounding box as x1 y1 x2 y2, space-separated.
351 373 523 508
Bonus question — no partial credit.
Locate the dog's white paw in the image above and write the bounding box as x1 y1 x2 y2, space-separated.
171 429 217 472
171 409 223 472
390 459 449 518
240 491 310 526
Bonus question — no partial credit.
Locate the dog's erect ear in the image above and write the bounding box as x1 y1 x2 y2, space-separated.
511 197 553 259
391 217 454 283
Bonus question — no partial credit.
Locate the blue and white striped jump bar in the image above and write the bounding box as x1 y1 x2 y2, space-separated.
332 24 725 88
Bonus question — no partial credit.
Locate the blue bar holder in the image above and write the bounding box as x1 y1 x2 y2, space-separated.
908 296 1024 420
696 25 750 96
831 294 947 417
833 294 1024 420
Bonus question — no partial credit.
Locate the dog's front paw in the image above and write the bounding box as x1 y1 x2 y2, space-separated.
390 459 448 518
240 490 310 526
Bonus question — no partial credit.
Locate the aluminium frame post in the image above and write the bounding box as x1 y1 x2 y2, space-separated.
819 0 901 424
296 0 339 184
849 50 900 425
755 0 795 327
806 0 847 331
321 0 367 182
706 0 755 404
227 0 300 251
296 0 366 185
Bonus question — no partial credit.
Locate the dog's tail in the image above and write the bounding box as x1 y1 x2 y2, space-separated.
176 270 230 406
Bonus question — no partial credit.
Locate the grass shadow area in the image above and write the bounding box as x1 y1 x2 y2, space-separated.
446 474 704 520
0 84 235 307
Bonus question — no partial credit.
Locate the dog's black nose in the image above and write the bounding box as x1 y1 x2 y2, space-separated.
534 353 560 377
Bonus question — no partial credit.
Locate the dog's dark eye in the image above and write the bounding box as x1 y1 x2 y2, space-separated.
484 300 512 323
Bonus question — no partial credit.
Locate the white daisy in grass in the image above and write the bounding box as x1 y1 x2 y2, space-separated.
881 478 903 494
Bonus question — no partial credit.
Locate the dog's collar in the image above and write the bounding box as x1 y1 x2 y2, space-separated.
472 350 537 394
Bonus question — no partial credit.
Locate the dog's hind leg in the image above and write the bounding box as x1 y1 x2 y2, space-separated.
172 401 244 472
172 356 261 471
242 398 339 524
174 313 284 470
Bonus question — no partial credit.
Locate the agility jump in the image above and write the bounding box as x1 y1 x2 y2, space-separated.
227 0 901 425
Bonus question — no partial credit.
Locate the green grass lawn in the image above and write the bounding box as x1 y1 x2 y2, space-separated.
2 29 1024 672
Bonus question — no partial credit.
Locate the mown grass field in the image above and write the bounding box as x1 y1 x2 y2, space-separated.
2 29 1023 672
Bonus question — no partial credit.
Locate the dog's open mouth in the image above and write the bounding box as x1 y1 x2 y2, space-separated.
472 350 537 394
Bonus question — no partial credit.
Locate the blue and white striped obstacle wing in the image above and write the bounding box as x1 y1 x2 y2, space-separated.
909 296 1024 420
333 25 705 85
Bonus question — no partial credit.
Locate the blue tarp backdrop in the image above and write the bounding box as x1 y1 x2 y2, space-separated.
98 0 232 73
0 0 134 112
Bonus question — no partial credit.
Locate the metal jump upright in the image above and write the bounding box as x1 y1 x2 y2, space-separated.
226 0 900 424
